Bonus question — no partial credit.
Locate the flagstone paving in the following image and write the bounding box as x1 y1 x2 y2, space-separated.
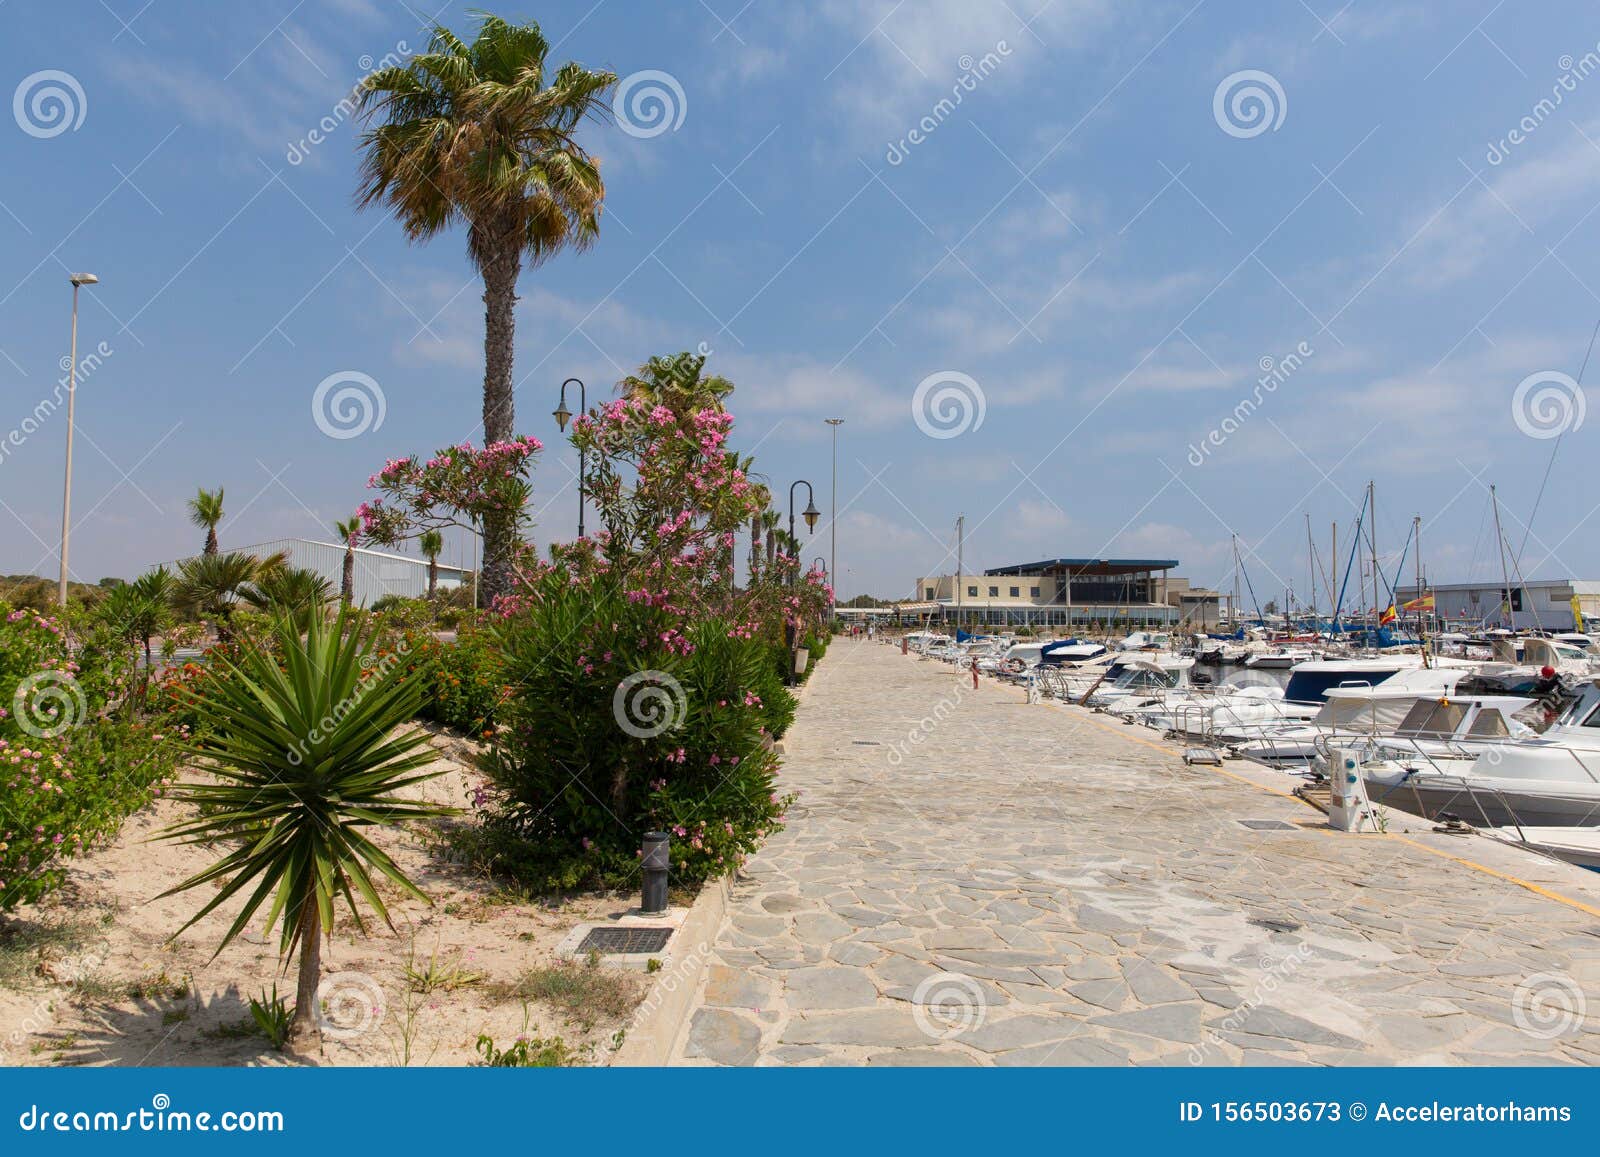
667 639 1600 1066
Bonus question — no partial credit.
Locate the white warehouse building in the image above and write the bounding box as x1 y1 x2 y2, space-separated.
1396 578 1599 632
164 538 470 608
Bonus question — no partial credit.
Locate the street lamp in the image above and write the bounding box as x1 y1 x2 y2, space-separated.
58 272 98 607
786 480 818 685
552 377 585 539
824 418 843 617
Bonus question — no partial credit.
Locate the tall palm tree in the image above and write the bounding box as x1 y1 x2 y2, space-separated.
762 509 782 571
334 518 361 606
356 16 617 603
747 483 770 586
419 529 443 599
188 487 224 555
159 609 453 1045
175 550 286 641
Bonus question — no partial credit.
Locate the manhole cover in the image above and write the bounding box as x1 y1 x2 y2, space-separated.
577 926 673 955
1249 916 1303 934
1236 819 1297 831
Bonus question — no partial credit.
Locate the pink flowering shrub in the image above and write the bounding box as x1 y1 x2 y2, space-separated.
467 567 794 891
357 436 542 549
0 605 179 911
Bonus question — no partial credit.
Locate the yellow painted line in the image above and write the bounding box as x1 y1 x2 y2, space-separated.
1387 835 1600 920
1074 707 1600 921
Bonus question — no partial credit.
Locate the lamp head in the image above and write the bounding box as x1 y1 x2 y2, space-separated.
70 273 99 287
552 400 572 431
802 499 821 532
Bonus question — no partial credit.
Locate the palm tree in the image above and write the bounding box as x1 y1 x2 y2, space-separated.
747 483 770 586
188 487 225 555
620 352 734 413
242 566 334 629
334 518 361 606
762 509 782 571
175 550 286 641
158 608 454 1045
356 16 617 604
419 530 443 599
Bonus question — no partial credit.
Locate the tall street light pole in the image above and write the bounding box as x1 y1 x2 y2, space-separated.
825 418 842 616
552 377 586 539
59 272 99 607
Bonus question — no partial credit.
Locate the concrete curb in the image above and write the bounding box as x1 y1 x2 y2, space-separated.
611 647 827 1064
609 874 731 1066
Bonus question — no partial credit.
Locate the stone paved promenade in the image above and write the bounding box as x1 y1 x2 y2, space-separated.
670 640 1600 1066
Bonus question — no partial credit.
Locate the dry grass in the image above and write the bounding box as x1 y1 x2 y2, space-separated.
488 953 644 1029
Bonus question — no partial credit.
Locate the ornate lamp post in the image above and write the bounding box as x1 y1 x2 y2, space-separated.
785 480 819 684
552 377 586 539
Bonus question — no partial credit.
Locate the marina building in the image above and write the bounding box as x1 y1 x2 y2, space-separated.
1395 578 1598 632
903 558 1222 630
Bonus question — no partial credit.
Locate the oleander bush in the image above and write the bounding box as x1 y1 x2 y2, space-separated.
465 568 792 892
0 604 179 911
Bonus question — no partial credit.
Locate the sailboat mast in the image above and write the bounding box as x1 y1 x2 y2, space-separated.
955 513 964 633
1306 512 1316 635
1491 485 1513 630
1232 533 1241 631
1368 480 1378 636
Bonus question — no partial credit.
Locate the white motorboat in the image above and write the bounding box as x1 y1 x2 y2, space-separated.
1243 645 1317 670
1358 678 1600 827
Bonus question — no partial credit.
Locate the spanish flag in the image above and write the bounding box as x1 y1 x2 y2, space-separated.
1402 593 1435 612
1379 604 1397 625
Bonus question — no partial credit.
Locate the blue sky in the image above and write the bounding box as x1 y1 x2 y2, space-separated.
1 0 1596 604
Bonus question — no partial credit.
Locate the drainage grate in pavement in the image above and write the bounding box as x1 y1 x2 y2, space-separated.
1236 819 1297 831
577 926 673 955
851 740 882 746
1249 916 1303 934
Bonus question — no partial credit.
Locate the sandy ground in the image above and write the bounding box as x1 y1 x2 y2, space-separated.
0 730 656 1067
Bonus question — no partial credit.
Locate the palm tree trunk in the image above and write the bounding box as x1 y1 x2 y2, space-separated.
290 902 322 1045
341 546 354 605
427 558 437 599
480 237 522 604
203 528 218 555
749 517 760 585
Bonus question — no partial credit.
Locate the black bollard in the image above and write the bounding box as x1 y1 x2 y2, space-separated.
641 831 670 915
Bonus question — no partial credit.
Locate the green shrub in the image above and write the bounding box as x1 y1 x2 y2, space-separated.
0 605 180 910
468 570 792 892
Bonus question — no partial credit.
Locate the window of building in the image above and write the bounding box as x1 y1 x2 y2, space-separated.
1030 586 1039 597
988 585 999 597
1009 586 1020 598
967 586 978 598
925 587 934 599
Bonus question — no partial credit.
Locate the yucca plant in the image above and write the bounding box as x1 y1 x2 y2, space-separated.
158 608 455 1045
